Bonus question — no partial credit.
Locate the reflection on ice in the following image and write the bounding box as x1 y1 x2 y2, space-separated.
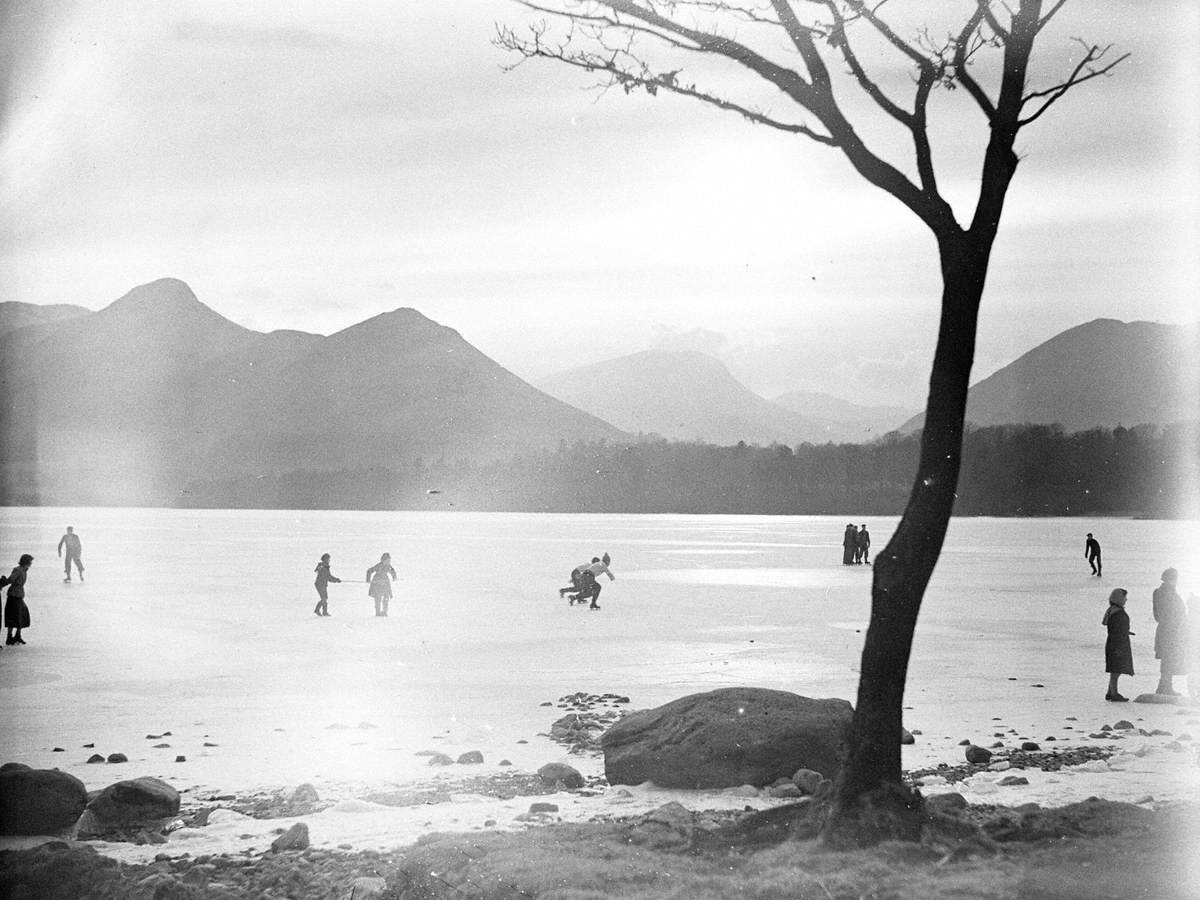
625 568 832 587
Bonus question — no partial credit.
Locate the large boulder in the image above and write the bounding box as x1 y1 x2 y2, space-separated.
602 688 853 788
86 776 180 827
0 767 89 835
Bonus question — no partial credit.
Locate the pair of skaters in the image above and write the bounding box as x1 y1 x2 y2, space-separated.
312 552 396 617
1103 567 1193 702
559 553 615 609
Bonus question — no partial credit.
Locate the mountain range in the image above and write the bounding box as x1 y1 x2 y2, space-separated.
0 279 622 505
1 279 1194 508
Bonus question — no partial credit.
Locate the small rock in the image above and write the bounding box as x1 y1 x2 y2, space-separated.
270 822 309 852
153 744 170 749
958 739 971 746
900 729 915 745
537 762 584 789
926 793 967 814
1114 720 1134 731
107 753 128 764
990 741 1004 748
52 747 64 753
289 783 320 803
350 876 388 899
499 759 512 767
427 754 454 767
964 745 992 764
529 802 559 813
87 754 105 764
1021 742 1040 751
1032 683 1045 688
83 743 94 748
484 818 497 827
175 756 186 763
539 702 553 707
988 761 1012 772
203 742 218 748
457 751 484 765
769 783 802 798
791 768 824 796
998 775 1030 786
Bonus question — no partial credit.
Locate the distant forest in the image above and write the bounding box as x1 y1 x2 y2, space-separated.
179 423 1200 517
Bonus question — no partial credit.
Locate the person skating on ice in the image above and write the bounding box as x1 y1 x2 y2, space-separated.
1085 533 1102 576
313 553 341 617
575 553 615 610
57 526 84 582
366 553 396 617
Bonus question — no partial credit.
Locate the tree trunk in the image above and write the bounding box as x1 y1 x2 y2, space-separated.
822 230 994 846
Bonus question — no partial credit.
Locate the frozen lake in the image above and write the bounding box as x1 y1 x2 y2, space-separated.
2 508 1199 806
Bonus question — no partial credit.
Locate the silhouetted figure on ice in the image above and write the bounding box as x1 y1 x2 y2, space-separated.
1153 567 1187 696
366 553 396 617
2 554 33 646
1103 587 1134 702
1085 533 1102 576
842 524 858 565
855 524 871 565
58 526 84 582
564 553 615 609
313 553 341 617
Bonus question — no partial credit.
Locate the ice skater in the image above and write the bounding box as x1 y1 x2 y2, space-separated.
856 524 871 565
1084 532 1102 576
366 552 396 617
1 554 33 646
1152 567 1187 696
313 553 341 617
1102 588 1134 702
57 526 84 582
564 553 615 609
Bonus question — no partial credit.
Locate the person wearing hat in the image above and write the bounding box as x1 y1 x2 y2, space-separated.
313 553 341 617
1153 567 1188 695
1102 587 1134 701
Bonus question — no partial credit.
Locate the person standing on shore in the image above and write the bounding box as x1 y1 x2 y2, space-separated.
1084 533 1102 577
856 524 871 565
1 554 33 646
1152 567 1187 695
842 524 857 565
366 553 396 617
1103 588 1134 702
313 553 341 617
57 526 84 583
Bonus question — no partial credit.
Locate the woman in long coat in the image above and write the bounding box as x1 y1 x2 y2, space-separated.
366 553 396 617
2 554 33 645
1103 587 1133 702
1153 567 1187 695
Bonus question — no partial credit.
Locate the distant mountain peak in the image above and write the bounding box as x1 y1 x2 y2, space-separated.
108 277 201 312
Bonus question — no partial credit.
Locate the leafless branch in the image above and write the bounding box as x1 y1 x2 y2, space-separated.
952 4 996 120
1019 39 1129 126
1037 0 1069 30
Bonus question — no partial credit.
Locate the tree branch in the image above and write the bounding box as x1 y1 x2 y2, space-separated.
952 4 996 121
1018 40 1129 126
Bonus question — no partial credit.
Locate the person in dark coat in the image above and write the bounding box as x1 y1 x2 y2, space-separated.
313 553 341 617
842 524 857 565
2 554 33 646
1153 567 1187 695
366 553 396 617
856 524 871 565
1084 533 1102 576
1103 587 1133 701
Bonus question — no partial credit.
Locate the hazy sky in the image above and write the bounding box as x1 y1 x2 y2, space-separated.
2 1 1197 407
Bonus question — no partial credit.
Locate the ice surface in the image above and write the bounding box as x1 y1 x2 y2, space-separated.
0 508 1197 859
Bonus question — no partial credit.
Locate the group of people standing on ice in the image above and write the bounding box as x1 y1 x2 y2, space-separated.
842 523 871 565
1103 566 1195 702
312 552 397 618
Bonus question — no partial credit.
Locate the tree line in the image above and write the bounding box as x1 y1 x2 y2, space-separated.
179 422 1200 518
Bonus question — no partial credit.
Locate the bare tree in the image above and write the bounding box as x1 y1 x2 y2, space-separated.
498 0 1125 844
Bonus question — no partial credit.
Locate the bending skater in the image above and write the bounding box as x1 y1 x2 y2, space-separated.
366 552 396 617
1103 588 1133 702
1084 533 1102 576
573 553 615 610
2 554 33 646
313 553 341 617
560 556 598 604
1153 567 1187 695
57 526 84 582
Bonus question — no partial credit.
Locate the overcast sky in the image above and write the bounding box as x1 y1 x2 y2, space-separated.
2 1 1197 407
